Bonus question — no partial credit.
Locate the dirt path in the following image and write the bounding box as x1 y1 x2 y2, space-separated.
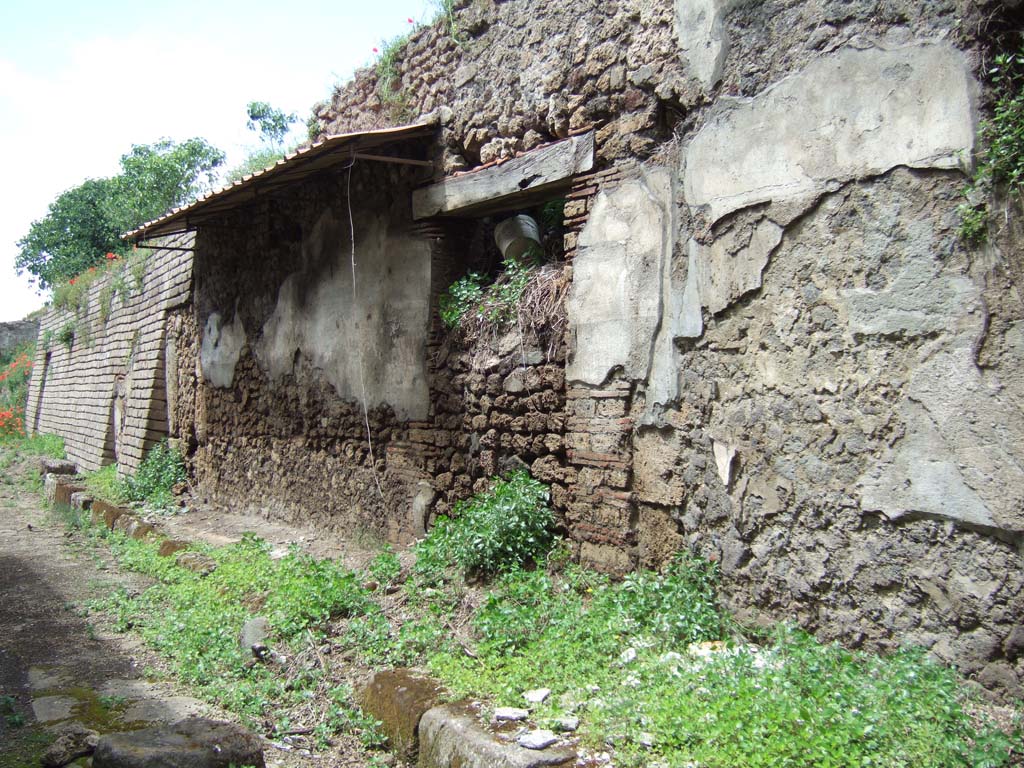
0 449 392 768
0 451 220 766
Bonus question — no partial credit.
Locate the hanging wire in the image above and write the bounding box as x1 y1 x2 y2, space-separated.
346 157 386 504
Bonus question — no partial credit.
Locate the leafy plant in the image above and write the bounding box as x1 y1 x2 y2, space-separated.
375 34 410 106
224 146 288 184
366 547 402 587
87 529 385 753
0 343 34 435
439 271 485 327
960 44 1024 244
0 432 64 460
245 101 297 147
224 101 299 183
56 322 75 351
485 255 532 324
17 138 223 290
123 440 186 512
415 470 553 576
432 0 466 46
84 463 129 505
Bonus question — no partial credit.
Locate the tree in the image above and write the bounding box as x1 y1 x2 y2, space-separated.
224 101 300 184
109 138 225 229
16 138 225 290
245 101 297 148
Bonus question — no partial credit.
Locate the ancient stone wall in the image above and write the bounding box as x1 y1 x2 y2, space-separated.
25 238 195 473
315 0 1024 695
189 156 439 541
0 320 39 358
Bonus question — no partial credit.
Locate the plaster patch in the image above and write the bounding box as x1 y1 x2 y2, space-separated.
858 284 1024 533
683 43 976 223
566 168 672 385
842 258 979 337
674 0 743 89
255 208 431 420
199 311 246 389
692 216 784 316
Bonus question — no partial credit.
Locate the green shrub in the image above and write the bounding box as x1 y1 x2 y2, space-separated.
92 532 379 742
84 463 129 505
429 558 1016 768
124 439 186 512
415 470 553 576
56 322 75 350
375 34 410 105
439 271 485 327
960 44 1024 243
440 253 540 330
365 547 402 587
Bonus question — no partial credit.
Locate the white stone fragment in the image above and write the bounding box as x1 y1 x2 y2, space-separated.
522 688 551 705
713 441 736 486
494 707 530 722
619 647 637 665
555 715 580 732
517 729 559 750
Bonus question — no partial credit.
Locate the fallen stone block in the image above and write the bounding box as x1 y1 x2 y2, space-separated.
112 514 136 535
360 668 444 761
239 616 270 658
70 491 93 511
418 703 575 768
44 474 59 504
53 479 87 508
494 707 530 722
158 539 190 557
518 730 559 750
90 499 130 529
41 722 99 767
40 458 77 477
127 520 155 540
92 717 265 768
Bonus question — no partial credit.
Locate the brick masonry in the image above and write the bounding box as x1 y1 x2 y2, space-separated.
25 236 194 474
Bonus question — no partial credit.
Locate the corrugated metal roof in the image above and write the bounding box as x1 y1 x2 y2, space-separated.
125 122 435 242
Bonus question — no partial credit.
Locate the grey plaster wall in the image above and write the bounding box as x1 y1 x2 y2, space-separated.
253 207 432 421
565 30 1024 695
198 206 432 421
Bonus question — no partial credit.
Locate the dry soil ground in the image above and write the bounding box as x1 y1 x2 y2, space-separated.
0 450 355 768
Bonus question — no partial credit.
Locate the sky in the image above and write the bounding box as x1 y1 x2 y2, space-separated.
0 0 431 321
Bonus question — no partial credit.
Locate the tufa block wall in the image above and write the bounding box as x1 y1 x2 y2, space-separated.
25 236 194 474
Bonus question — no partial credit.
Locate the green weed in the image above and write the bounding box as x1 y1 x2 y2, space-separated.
439 254 538 330
439 272 485 327
365 547 402 588
375 34 410 106
0 432 64 462
961 44 1024 243
432 0 466 47
123 439 186 512
414 470 552 576
84 463 128 505
89 529 382 747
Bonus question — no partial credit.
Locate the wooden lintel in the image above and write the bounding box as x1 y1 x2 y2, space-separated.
411 132 594 220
